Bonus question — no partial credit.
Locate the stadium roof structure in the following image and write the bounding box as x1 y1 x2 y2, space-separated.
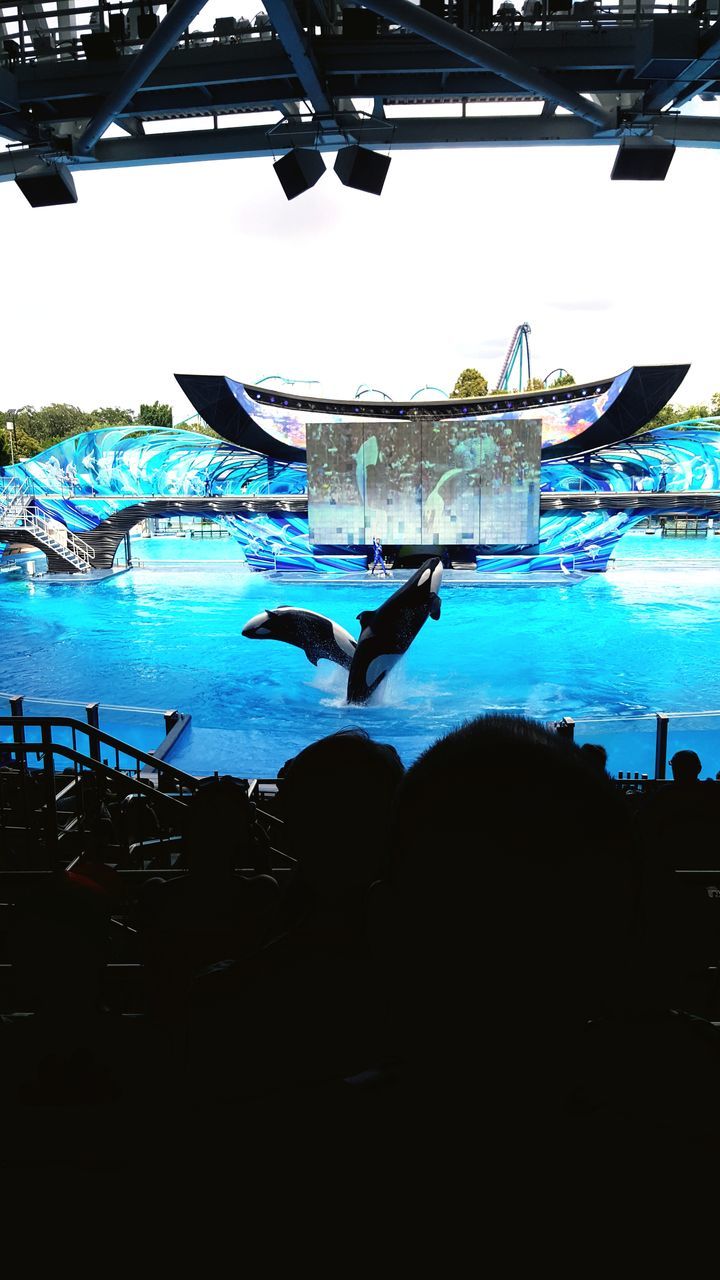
1 1 720 190
175 362 690 462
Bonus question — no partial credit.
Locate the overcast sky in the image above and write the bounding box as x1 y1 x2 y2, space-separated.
2 83 720 422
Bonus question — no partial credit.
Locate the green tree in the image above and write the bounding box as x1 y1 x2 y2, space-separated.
90 407 136 426
139 401 173 428
14 424 42 459
0 429 11 467
20 404 91 446
549 372 576 388
451 368 489 399
525 377 545 392
176 416 219 439
641 401 711 433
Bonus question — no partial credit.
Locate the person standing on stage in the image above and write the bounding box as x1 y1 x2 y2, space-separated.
370 535 388 577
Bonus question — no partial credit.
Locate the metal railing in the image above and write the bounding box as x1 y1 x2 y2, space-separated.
554 709 720 780
0 476 94 571
0 2 715 71
0 692 191 768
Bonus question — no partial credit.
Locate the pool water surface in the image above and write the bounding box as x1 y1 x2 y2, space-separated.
3 532 720 777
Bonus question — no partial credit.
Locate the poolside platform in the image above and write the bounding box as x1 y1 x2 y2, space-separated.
264 569 588 587
30 566 133 585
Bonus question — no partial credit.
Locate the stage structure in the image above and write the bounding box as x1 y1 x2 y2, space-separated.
2 422 720 574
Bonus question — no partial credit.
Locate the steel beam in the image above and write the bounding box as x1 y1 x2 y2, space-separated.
5 108 720 179
358 0 615 130
263 0 334 116
74 0 213 156
645 19 720 112
0 67 33 141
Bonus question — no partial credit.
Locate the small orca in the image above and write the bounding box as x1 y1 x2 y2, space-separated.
241 606 357 671
346 557 443 705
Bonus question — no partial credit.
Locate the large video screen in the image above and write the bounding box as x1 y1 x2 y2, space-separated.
307 417 541 547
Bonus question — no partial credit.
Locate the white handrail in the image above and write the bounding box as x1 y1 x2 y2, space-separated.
0 477 94 571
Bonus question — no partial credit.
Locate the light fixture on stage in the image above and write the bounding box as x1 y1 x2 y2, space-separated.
273 148 326 200
334 144 390 196
15 163 78 208
610 137 676 181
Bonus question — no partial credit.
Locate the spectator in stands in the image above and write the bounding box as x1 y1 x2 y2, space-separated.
190 730 405 1092
279 728 404 901
368 713 720 1165
636 746 720 1003
579 741 608 775
379 715 649 1138
497 0 520 27
669 749 702 785
638 748 719 865
137 776 278 1022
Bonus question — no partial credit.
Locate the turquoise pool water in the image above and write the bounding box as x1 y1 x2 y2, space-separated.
2 531 720 777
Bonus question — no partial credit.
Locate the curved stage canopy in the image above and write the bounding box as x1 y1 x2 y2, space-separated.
175 365 690 464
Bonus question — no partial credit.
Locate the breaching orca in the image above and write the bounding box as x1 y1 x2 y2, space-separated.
345 558 443 705
241 607 357 670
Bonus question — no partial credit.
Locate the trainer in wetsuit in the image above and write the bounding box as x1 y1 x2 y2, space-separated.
370 535 388 576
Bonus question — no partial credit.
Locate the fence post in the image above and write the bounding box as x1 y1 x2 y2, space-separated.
555 716 575 743
164 709 179 736
655 713 669 781
86 701 101 762
9 695 24 767
41 721 58 855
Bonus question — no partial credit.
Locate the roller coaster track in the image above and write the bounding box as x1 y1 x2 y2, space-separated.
497 323 532 394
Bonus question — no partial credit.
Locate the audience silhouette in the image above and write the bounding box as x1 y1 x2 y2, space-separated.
3 719 720 1168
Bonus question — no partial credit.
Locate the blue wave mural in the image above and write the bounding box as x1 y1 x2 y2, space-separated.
2 422 720 574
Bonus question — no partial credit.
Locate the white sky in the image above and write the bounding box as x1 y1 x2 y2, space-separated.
2 91 720 421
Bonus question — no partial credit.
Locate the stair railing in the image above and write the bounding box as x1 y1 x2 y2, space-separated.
0 478 94 571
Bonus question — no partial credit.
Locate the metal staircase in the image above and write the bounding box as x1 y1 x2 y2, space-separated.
0 477 94 574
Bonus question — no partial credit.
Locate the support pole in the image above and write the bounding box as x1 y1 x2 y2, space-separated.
86 701 101 762
41 721 58 856
75 0 212 155
9 694 24 764
555 716 575 743
654 713 669 781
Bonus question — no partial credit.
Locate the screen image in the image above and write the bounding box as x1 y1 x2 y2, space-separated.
307 418 541 547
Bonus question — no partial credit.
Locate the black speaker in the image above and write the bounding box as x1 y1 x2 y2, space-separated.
610 139 675 181
334 145 390 196
15 165 78 208
81 32 118 59
137 12 159 37
342 6 378 37
108 13 126 39
273 148 326 200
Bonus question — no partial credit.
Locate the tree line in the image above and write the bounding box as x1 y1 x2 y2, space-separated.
450 368 576 398
0 401 217 466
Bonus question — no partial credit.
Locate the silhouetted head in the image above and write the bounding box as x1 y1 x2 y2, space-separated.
182 776 252 874
280 729 405 897
389 715 633 1054
670 750 702 784
579 742 608 775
